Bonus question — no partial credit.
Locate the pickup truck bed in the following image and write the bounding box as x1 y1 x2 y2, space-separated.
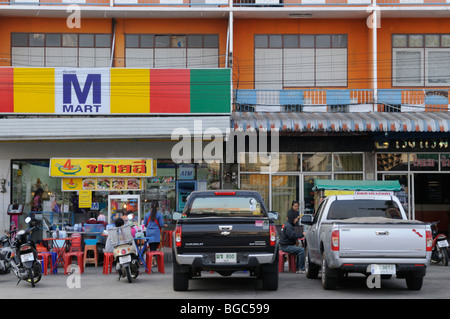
172 190 279 291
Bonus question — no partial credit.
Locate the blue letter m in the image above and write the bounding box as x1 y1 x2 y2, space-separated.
63 74 101 104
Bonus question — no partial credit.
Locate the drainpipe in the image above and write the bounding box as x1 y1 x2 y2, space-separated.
226 7 233 69
110 18 116 68
226 17 229 68
371 0 378 111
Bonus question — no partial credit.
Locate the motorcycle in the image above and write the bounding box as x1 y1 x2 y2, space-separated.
107 220 139 283
430 221 449 266
0 230 14 275
6 217 42 287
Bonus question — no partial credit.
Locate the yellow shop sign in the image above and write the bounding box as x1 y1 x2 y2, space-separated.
50 158 154 178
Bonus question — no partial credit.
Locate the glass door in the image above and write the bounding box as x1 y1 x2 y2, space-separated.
271 175 299 224
382 174 411 219
301 174 331 216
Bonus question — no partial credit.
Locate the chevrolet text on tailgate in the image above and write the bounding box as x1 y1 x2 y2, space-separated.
301 195 432 290
172 190 279 291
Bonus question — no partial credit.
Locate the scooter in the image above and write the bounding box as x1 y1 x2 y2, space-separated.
108 220 139 283
430 221 449 266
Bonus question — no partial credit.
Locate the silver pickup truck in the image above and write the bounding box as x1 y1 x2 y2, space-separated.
301 194 432 290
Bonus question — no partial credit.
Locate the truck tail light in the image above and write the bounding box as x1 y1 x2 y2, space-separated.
331 230 339 251
175 225 182 247
426 230 432 251
269 225 276 246
214 191 236 196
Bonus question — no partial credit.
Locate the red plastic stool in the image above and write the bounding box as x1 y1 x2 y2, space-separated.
64 252 84 275
103 252 114 275
163 231 174 248
145 251 165 274
279 250 296 273
38 253 51 275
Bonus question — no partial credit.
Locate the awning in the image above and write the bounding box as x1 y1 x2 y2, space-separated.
0 116 230 141
313 180 402 192
231 112 450 133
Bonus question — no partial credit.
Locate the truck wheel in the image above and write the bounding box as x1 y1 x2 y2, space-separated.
305 248 320 279
261 252 279 290
172 250 189 291
405 274 423 291
321 252 337 290
173 271 189 291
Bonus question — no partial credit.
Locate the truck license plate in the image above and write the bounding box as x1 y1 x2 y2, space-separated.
370 264 396 275
215 253 236 263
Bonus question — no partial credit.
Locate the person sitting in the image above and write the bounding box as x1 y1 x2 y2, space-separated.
97 213 107 226
279 209 305 274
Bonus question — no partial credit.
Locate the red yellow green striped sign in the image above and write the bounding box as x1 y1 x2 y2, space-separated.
0 68 231 114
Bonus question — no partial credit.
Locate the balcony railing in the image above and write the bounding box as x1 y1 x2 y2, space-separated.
234 89 450 112
1 0 449 6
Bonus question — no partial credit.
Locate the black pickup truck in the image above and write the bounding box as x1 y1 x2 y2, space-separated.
172 190 279 291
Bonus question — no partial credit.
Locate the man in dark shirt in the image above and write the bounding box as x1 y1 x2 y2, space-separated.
279 209 305 273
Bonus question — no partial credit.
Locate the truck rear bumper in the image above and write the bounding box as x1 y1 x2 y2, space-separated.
329 256 431 269
340 263 427 276
175 253 276 269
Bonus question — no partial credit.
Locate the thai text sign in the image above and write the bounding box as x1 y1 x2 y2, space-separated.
78 190 92 209
50 158 154 178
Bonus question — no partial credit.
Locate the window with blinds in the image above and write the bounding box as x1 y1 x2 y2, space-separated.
392 34 450 86
125 34 219 68
11 33 111 68
254 34 348 89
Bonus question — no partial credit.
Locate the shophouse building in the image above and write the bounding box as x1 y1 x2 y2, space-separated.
0 0 449 234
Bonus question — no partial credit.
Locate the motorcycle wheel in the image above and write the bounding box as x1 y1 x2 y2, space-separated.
125 266 132 283
431 250 440 264
26 261 42 287
131 259 139 279
441 248 449 266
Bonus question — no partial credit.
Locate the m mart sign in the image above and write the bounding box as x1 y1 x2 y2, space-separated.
55 68 110 114
0 67 231 114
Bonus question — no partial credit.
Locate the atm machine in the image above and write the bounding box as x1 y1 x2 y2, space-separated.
176 181 197 212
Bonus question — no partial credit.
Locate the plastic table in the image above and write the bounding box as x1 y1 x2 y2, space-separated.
42 237 74 272
133 237 153 272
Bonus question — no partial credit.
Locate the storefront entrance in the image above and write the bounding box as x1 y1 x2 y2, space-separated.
377 153 450 235
271 174 332 220
381 174 411 218
240 152 365 224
